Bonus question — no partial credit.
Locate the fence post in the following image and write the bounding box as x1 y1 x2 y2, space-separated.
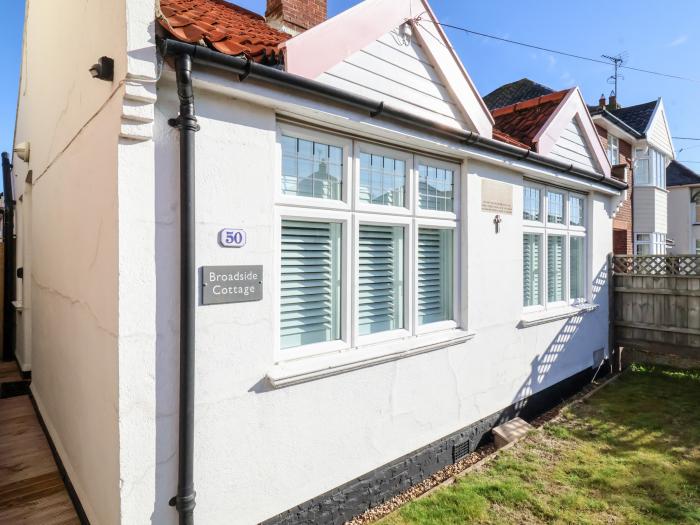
608 253 619 373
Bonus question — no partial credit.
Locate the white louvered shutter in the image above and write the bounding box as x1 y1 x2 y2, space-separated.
358 225 404 335
547 235 565 303
418 228 453 325
523 234 541 306
280 220 341 349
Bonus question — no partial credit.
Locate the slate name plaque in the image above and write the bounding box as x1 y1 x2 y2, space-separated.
201 265 263 305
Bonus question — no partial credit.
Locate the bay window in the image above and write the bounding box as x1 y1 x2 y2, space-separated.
277 124 460 355
634 233 666 255
523 182 587 310
634 147 666 189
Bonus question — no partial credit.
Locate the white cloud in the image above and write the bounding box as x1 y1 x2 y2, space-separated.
667 34 688 47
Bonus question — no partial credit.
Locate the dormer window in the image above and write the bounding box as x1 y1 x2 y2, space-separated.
607 134 620 165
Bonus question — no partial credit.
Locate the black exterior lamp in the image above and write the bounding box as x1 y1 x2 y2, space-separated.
89 56 114 81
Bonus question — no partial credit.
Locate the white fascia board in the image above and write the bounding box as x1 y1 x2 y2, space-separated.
645 98 676 159
590 114 639 144
176 69 620 197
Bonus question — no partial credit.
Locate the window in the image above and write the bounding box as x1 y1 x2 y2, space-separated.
523 182 587 310
635 233 666 255
523 186 541 221
358 224 404 335
696 239 700 255
569 237 585 301
607 134 620 165
547 190 564 224
280 220 342 349
523 233 542 306
417 228 453 325
547 235 565 303
419 164 454 212
281 135 343 199
569 194 585 227
695 201 700 225
634 147 666 189
278 126 460 355
359 153 406 207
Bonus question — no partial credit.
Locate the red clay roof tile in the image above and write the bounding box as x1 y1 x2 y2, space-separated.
157 0 290 63
491 90 570 149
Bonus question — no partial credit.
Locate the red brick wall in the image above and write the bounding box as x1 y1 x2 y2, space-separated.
596 124 634 255
266 0 326 32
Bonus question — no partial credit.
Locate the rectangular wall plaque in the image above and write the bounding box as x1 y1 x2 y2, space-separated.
201 265 263 305
481 179 513 214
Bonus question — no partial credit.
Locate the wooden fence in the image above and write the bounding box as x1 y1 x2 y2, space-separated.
611 255 700 367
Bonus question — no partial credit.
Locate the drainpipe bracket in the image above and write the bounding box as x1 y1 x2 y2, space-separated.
169 492 197 512
168 116 201 132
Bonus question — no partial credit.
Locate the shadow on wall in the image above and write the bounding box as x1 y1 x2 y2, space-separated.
494 260 611 431
151 95 181 524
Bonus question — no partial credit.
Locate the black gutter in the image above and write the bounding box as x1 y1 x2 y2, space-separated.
160 39 626 191
167 53 198 525
1 153 16 362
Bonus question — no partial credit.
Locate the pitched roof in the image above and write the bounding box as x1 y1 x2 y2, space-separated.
490 90 569 149
157 0 290 64
667 160 700 187
606 100 658 135
483 78 555 110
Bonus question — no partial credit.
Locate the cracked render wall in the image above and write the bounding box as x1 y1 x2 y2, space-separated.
143 81 615 524
11 0 128 523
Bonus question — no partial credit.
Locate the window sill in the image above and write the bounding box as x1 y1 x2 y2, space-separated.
518 303 598 328
267 329 476 388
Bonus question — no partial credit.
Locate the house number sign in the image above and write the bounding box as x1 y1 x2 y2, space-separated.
219 228 246 248
202 265 263 305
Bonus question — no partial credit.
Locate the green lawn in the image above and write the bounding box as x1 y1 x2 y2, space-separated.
379 366 700 525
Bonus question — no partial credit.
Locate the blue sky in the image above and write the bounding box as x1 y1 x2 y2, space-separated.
2 0 699 165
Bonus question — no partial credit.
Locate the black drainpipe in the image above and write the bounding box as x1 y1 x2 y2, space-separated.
2 152 16 362
167 53 198 525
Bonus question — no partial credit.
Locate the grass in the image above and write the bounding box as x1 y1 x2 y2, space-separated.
379 365 700 525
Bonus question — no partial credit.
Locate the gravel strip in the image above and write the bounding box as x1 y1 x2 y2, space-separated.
344 444 495 525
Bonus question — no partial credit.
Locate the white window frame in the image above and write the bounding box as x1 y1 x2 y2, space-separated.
276 124 353 211
634 146 667 189
607 134 620 166
274 123 462 362
354 141 413 216
634 232 666 255
522 181 588 313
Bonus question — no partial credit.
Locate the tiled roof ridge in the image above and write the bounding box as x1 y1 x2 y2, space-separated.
157 0 291 63
490 89 570 118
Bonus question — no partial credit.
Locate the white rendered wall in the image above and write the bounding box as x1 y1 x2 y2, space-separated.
144 85 615 524
10 0 158 523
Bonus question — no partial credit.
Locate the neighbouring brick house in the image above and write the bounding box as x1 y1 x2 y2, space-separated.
485 79 675 255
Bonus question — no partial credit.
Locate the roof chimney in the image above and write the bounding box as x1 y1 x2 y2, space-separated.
598 93 606 109
266 0 327 35
607 91 619 111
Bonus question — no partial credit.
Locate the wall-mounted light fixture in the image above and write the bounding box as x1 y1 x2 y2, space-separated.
13 142 30 163
89 56 114 81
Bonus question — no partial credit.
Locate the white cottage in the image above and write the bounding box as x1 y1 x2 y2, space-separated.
10 0 625 523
